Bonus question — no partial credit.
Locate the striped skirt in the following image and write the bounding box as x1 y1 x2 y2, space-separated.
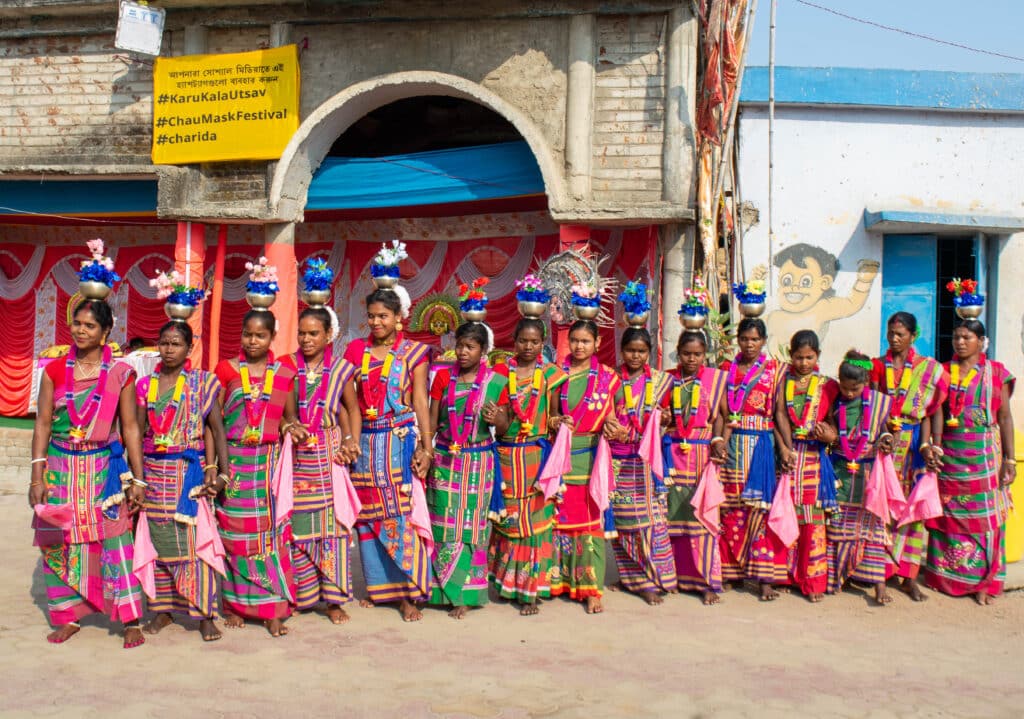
353 418 430 604
489 439 556 604
826 503 890 592
665 438 722 594
924 420 1005 596
889 423 929 579
610 454 676 593
721 425 777 582
142 453 219 619
291 427 351 609
34 441 143 627
786 441 829 596
549 438 605 601
216 442 294 620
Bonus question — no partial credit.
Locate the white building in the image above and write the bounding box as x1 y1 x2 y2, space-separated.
737 66 1024 416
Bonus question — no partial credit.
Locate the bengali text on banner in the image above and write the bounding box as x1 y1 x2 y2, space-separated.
152 45 300 164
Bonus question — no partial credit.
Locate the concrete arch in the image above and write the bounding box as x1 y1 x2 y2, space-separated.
269 71 567 222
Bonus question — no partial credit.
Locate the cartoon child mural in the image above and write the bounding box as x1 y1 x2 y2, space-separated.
752 243 879 347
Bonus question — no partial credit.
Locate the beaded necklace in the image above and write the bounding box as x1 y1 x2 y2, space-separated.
785 372 820 438
446 364 489 454
838 387 873 472
671 373 702 452
360 334 400 420
508 358 543 435
884 352 914 430
298 346 332 446
239 353 275 445
65 344 112 444
560 355 600 424
726 353 767 426
621 365 654 432
147 365 187 451
946 361 979 428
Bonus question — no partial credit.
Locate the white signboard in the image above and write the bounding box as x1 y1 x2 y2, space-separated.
115 1 166 56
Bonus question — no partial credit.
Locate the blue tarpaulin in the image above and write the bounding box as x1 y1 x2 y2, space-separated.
306 141 544 210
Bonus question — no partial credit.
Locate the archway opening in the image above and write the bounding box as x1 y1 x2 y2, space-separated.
327 96 522 157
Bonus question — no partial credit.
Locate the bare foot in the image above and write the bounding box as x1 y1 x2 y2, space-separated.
325 605 350 625
874 583 893 606
519 601 540 616
900 577 928 602
123 625 145 649
702 591 720 606
759 583 779 601
399 599 423 622
199 619 222 642
448 605 469 620
144 612 174 635
46 623 80 644
607 582 623 592
263 618 289 637
359 598 375 609
807 592 824 603
975 591 996 606
585 596 604 614
223 611 245 629
721 581 736 592
641 590 664 606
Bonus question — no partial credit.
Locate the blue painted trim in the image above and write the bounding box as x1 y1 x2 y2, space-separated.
864 209 1024 233
0 180 157 215
740 67 1024 112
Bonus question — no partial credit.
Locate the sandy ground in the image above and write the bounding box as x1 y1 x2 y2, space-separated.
2 491 1023 719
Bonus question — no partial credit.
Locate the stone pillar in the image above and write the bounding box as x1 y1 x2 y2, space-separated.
265 222 298 358
663 7 698 204
565 14 595 202
270 22 292 48
174 221 206 368
660 223 694 363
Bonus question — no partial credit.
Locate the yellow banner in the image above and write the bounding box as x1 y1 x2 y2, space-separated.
152 45 300 164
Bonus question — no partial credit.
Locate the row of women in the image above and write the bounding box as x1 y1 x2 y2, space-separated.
30 286 1015 648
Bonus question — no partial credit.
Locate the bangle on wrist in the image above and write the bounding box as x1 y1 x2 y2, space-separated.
130 477 148 488
203 464 218 472
344 434 353 441
31 457 47 465
710 436 725 446
217 473 230 483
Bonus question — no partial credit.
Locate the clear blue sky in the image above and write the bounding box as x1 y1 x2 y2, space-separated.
746 0 1024 73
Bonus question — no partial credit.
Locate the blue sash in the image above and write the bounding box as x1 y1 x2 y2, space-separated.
145 447 204 523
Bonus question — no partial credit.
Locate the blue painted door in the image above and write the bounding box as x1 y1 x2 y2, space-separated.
880 234 938 357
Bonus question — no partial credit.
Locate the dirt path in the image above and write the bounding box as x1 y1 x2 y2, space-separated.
3 493 1023 718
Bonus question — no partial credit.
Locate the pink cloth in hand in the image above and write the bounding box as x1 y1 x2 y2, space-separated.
33 503 74 530
331 461 362 531
195 498 226 577
538 424 572 500
132 511 158 600
410 477 434 555
691 462 726 535
899 470 942 527
638 409 665 485
865 453 907 522
272 433 294 527
767 473 800 548
588 436 614 511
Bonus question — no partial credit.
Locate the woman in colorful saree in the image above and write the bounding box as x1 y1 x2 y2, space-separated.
290 306 360 624
774 330 839 603
925 319 1015 605
343 287 433 622
136 320 230 642
871 312 948 602
548 319 624 614
824 351 896 606
29 299 146 649
664 330 728 605
427 321 509 619
719 318 785 601
608 327 676 604
490 317 567 616
214 309 303 637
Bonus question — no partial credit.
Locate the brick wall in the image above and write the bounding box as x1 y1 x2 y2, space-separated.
0 429 31 492
592 14 666 204
0 35 153 171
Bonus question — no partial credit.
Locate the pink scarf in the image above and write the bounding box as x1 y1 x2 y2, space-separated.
768 473 799 547
691 463 726 535
588 436 614 511
410 477 434 554
538 424 572 500
272 434 294 526
898 470 942 527
331 461 362 531
133 502 226 599
637 408 664 485
864 453 907 522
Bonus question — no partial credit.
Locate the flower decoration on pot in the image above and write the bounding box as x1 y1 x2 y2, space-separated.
947 277 984 319
301 257 334 308
732 278 767 317
679 276 711 329
78 238 121 299
245 256 280 311
370 240 407 288
515 273 551 318
459 277 490 322
150 269 207 322
571 282 601 320
618 280 651 327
